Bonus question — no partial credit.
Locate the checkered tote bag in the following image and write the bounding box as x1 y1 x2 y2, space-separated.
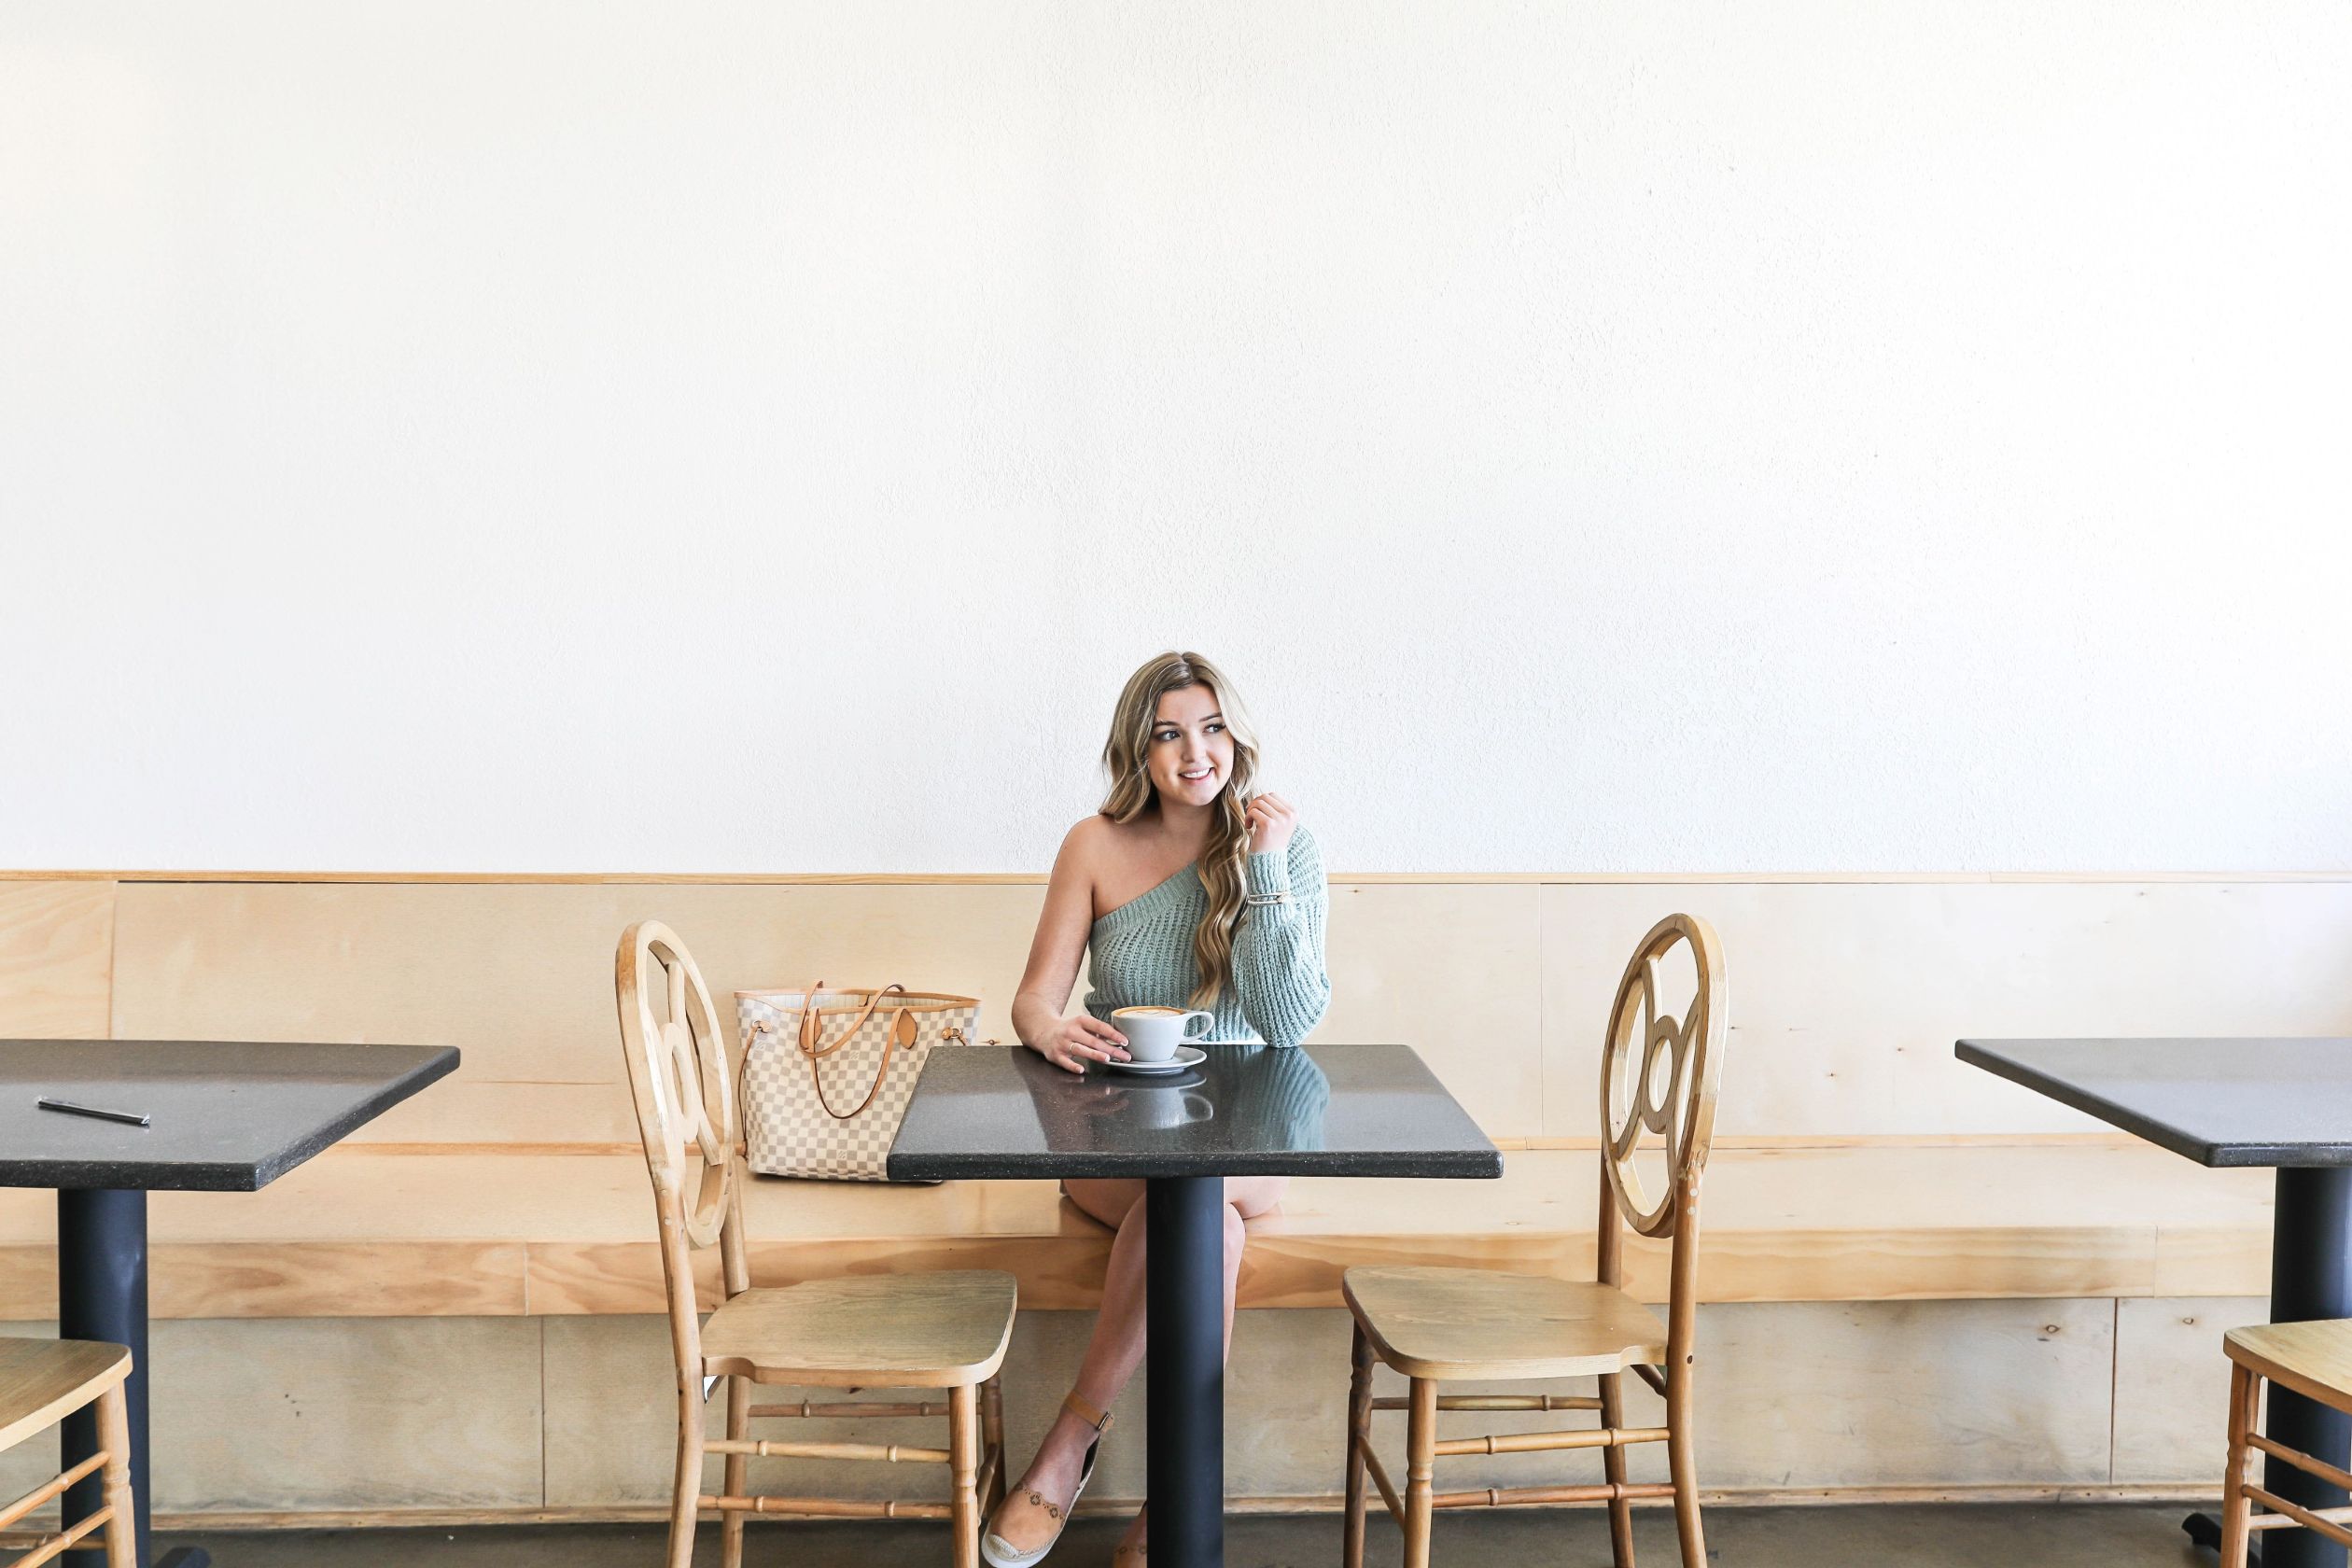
734 981 982 1181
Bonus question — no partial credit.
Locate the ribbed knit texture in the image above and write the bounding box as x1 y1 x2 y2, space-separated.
1082 825 1332 1049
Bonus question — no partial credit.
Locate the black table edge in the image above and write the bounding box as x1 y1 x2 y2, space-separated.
2 1043 463 1193
1954 1040 2245 1169
886 1147 1505 1183
248 1043 462 1187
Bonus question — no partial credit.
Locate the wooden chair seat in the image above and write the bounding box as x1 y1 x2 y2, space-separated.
1342 1267 1667 1380
0 1338 131 1453
2217 1318 2352 1561
2225 1320 2352 1410
0 1337 136 1567
700 1270 1017 1389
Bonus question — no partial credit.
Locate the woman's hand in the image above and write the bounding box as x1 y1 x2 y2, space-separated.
1031 1014 1130 1074
1245 791 1298 856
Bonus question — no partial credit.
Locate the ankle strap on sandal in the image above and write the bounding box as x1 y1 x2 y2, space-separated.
1063 1391 1113 1435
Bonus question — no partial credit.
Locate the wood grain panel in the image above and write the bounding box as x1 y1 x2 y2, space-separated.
109 874 2352 1148
528 1236 1113 1316
1539 881 2352 1141
146 1316 542 1512
544 1313 915 1506
108 881 1051 1144
0 1243 526 1319
1692 1298 2118 1488
0 881 112 1038
2113 1295 2275 1483
1320 882 1542 1138
0 1144 2265 1317
106 879 1546 1146
6 1303 2146 1519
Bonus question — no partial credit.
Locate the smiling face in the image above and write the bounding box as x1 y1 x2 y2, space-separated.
1146 682 1236 811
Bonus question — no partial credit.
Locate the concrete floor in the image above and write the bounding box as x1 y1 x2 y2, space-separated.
163 1502 2219 1565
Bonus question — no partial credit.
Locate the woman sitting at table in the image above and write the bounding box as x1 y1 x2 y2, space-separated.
983 649 1331 1568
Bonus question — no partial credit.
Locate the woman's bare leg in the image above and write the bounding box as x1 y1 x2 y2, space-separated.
987 1176 1288 1560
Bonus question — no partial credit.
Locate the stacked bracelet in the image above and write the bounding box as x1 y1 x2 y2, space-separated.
1243 890 1292 907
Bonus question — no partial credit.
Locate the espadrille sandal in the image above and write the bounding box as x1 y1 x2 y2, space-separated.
980 1393 1113 1568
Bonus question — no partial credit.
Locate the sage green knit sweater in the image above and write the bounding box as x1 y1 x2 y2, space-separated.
1081 825 1331 1049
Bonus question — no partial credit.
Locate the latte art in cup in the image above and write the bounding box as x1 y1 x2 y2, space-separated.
1110 1004 1216 1062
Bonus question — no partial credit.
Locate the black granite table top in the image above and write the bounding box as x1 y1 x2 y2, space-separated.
1956 1038 2352 1169
0 1040 461 1191
888 1043 1502 1182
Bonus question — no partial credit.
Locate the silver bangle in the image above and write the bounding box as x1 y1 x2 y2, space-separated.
1243 889 1291 907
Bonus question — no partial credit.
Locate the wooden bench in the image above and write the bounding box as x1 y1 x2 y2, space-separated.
0 1141 2273 1321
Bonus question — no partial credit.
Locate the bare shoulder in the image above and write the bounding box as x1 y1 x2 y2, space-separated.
1054 814 1116 881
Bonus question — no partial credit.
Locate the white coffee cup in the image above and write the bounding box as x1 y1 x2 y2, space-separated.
1111 1005 1215 1063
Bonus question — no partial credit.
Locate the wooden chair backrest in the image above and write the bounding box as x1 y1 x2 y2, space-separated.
615 920 748 1372
1597 912 1727 1241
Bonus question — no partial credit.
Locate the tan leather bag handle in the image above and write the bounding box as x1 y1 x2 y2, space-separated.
741 984 987 1130
795 981 911 1121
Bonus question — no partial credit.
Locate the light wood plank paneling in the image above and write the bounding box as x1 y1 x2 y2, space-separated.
147 1316 543 1513
2153 1226 2273 1298
1321 883 1542 1138
0 881 112 1038
1405 1300 2114 1491
16 1300 2131 1519
0 1242 525 1320
108 881 1052 1144
107 879 1542 1145
1695 1298 2117 1488
112 875 2352 1147
1540 882 2352 1141
543 1313 1137 1508
0 1145 2271 1317
2113 1295 2274 1483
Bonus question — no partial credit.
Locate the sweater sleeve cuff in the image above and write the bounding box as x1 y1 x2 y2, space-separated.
1245 849 1293 897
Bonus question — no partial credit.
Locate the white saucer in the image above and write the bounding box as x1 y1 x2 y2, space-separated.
1105 1046 1207 1076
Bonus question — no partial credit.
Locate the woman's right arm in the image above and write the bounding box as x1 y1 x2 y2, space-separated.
1012 819 1133 1074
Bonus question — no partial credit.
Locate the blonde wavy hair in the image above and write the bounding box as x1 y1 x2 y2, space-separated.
1099 651 1263 1009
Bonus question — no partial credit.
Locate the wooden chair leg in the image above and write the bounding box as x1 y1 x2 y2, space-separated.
1665 1365 1705 1568
667 1386 703 1568
950 1383 982 1568
1343 1321 1373 1568
721 1375 749 1568
981 1375 1008 1513
96 1379 135 1568
2221 1358 2260 1568
1404 1376 1437 1568
1599 1370 1637 1568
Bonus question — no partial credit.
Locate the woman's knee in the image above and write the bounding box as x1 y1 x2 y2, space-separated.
1063 1178 1144 1230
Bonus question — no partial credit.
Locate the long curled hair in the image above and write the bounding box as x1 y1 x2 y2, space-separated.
1099 651 1263 1009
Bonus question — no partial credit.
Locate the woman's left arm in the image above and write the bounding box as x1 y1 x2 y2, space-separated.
1231 809 1332 1049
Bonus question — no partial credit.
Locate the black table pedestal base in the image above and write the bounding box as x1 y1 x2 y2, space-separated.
1146 1176 1225 1568
2184 1167 2352 1567
56 1188 209 1568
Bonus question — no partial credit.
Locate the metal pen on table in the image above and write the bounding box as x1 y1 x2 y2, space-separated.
35 1097 151 1127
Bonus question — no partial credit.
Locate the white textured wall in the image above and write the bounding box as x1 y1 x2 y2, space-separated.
3 2 2347 874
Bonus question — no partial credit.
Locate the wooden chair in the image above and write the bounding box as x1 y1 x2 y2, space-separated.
616 920 1015 1568
1340 912 1726 1568
0 1337 136 1567
2219 1319 2352 1562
